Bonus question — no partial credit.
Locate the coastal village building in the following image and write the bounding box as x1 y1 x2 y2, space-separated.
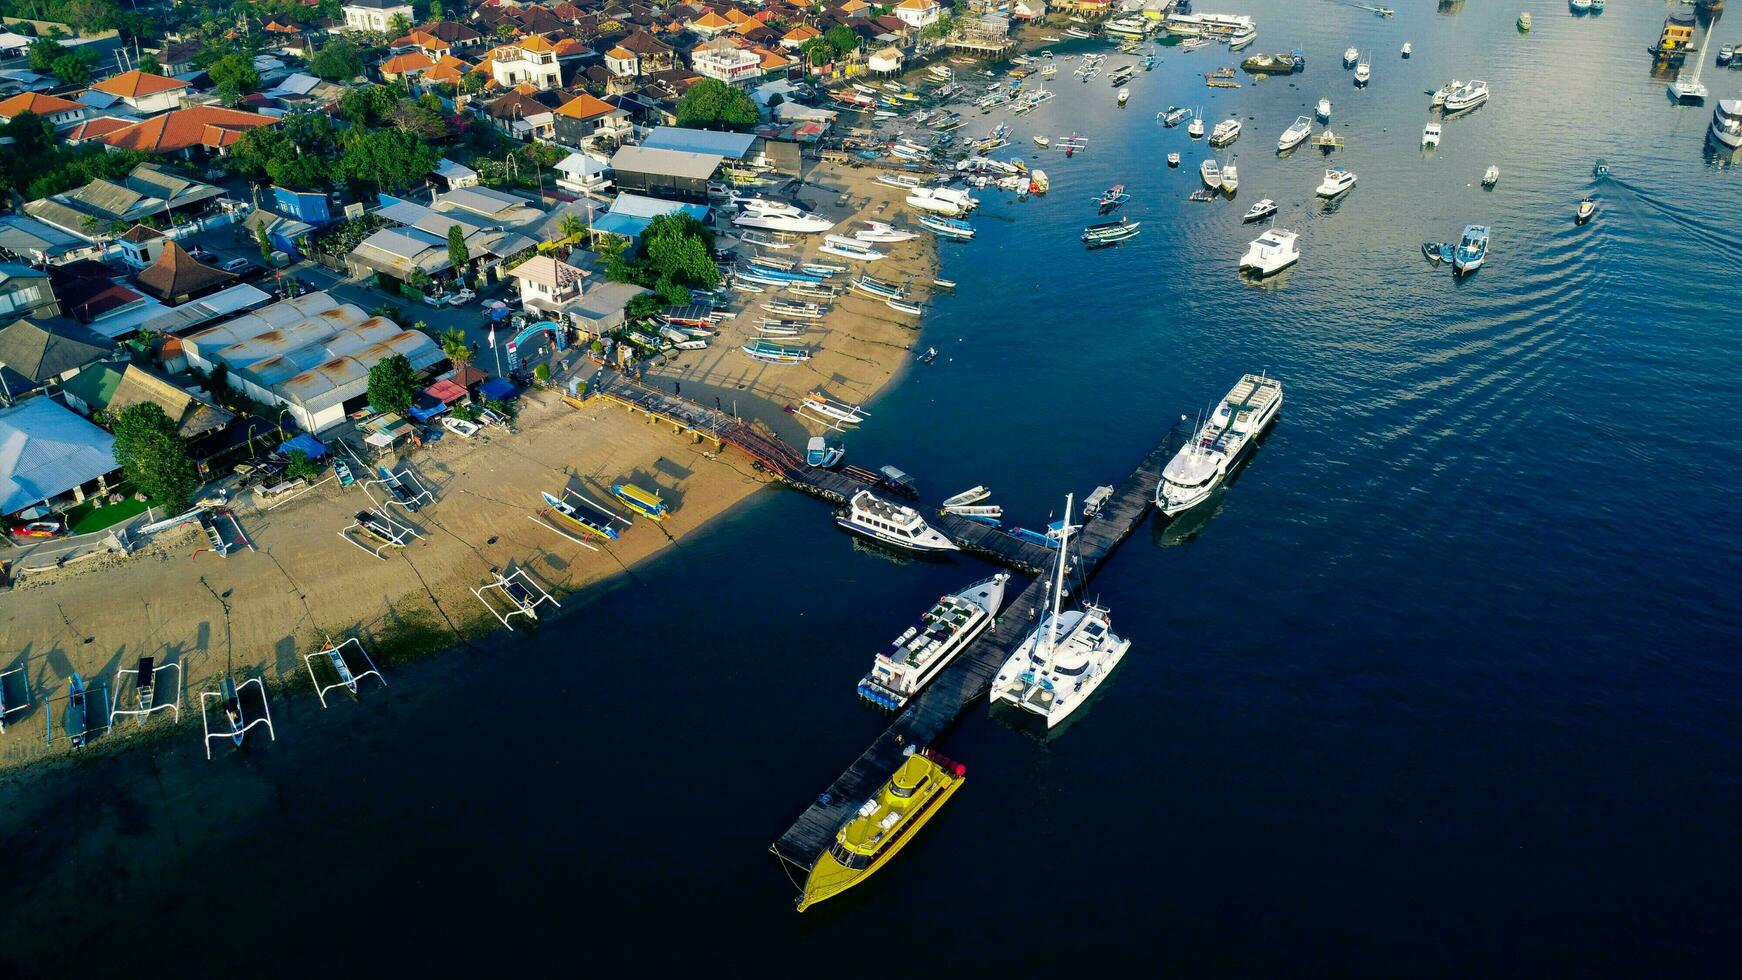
0 265 60 323
0 396 119 518
553 91 631 148
604 31 677 79
592 192 710 244
0 215 99 266
490 35 564 90
486 88 562 141
554 152 611 193
114 226 166 271
505 253 647 335
181 292 442 433
0 92 87 129
99 106 278 157
0 315 115 399
86 71 188 115
608 145 722 202
380 51 437 81
61 361 232 442
46 260 164 339
893 0 944 29
692 45 763 86
134 242 236 306
22 165 226 244
343 0 415 33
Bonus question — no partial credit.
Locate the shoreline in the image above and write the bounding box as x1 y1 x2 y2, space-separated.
0 159 936 780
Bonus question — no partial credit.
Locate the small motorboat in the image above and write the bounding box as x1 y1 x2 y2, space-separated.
1482 165 1500 187
1034 135 1051 148
942 486 993 508
1221 162 1239 194
1279 115 1313 151
1422 122 1442 147
1452 224 1489 277
1422 242 1447 264
442 416 480 438
1097 183 1131 210
1188 111 1205 139
1161 105 1191 127
1576 197 1597 224
1316 97 1332 120
1167 152 1181 167
1401 42 1412 58
1200 158 1222 188
1518 11 1532 31
919 347 939 364
1243 199 1278 222
1344 46 1359 68
807 436 845 468
1316 167 1357 197
1188 189 1217 202
1117 87 1130 106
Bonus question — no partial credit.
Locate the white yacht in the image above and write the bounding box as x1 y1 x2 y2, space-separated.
1344 46 1359 67
1354 55 1371 85
1188 108 1205 139
1155 374 1284 516
1279 115 1313 151
1240 229 1300 276
1242 198 1278 222
1316 167 1357 197
990 496 1130 729
1316 97 1332 121
857 574 1009 709
1430 80 1462 108
1442 79 1489 113
835 490 957 553
905 186 979 216
733 195 802 216
1422 121 1442 147
1200 158 1223 188
732 209 835 234
855 220 919 243
1229 24 1257 50
1711 99 1742 149
1209 118 1242 146
1221 162 1239 193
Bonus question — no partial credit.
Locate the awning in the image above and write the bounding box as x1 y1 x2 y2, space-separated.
424 378 467 404
281 433 327 458
478 377 517 401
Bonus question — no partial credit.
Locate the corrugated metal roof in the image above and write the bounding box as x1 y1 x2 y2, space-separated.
641 126 757 159
0 396 118 514
609 145 723 181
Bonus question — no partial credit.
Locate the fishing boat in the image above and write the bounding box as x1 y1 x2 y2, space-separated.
1155 373 1283 515
989 495 1131 729
1188 189 1217 202
820 235 886 261
876 172 923 190
1483 165 1500 186
1200 157 1223 187
1241 51 1299 74
1242 198 1278 222
835 490 956 553
795 748 967 911
857 574 1009 710
1316 167 1357 197
542 490 620 541
1355 54 1372 85
610 484 668 521
64 672 90 748
1443 79 1490 113
856 220 919 243
756 320 804 337
1422 241 1450 264
1344 46 1359 67
1279 115 1313 151
1452 224 1489 276
941 486 991 508
1422 121 1442 147
1576 197 1597 224
1711 99 1742 148
1167 152 1181 167
1082 217 1141 247
917 214 975 239
918 347 939 364
1221 162 1239 194
886 299 924 316
1240 228 1300 277
1161 105 1191 127
1033 135 1051 148
1117 86 1130 106
1209 118 1242 146
1317 97 1332 121
741 339 812 363
905 186 979 216
851 275 905 300
1518 11 1532 30
737 231 794 250
806 436 845 468
1188 109 1205 139
762 299 828 318
1097 183 1131 209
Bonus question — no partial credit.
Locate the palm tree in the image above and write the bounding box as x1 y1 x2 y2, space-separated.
557 212 586 242
439 327 472 367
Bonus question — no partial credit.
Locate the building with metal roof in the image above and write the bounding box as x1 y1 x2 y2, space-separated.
20 164 224 242
639 127 758 160
609 145 724 202
591 193 710 241
0 316 116 398
0 396 119 517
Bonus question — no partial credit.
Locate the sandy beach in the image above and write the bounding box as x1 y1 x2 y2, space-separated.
0 160 930 776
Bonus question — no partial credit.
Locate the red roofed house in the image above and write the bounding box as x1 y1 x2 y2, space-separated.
490 34 563 90
134 241 235 306
688 10 735 37
63 116 133 146
0 92 87 129
380 51 437 81
781 24 821 48
552 91 630 147
87 70 189 115
103 107 279 158
423 54 472 86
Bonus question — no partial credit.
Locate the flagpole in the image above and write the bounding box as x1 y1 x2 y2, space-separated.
489 323 502 377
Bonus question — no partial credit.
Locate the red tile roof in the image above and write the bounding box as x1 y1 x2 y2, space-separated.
89 70 189 99
103 106 278 153
0 92 86 118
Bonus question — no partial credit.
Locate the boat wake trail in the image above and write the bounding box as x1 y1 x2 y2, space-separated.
1600 175 1742 272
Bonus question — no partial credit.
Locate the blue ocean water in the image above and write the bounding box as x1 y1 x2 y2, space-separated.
4 2 1741 973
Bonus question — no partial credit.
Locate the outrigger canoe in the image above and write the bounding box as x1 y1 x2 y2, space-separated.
542 491 620 541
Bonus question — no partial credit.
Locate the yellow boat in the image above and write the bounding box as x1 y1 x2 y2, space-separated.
610 483 668 521
797 749 966 911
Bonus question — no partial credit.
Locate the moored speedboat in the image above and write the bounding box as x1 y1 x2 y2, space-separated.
1209 117 1241 146
1188 109 1205 139
1452 223 1489 276
1316 97 1332 120
1710 98 1742 149
1423 121 1442 147
1243 199 1277 222
1167 152 1181 167
1344 46 1359 67
905 186 979 216
1200 157 1222 187
990 495 1131 729
1483 165 1500 186
1279 115 1313 151
857 574 1009 710
796 749 968 911
1401 42 1412 58
1220 162 1238 194
1354 55 1372 85
1316 167 1357 197
1155 373 1284 515
1117 86 1130 105
1239 228 1300 276
1443 79 1490 113
835 490 957 553
1518 11 1532 31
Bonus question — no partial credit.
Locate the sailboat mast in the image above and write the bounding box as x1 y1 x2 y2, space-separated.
1043 494 1073 662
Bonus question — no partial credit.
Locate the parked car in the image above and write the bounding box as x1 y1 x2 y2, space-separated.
187 246 216 262
9 518 68 539
446 288 476 307
221 258 254 274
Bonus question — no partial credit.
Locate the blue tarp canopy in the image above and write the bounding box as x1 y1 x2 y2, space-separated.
281 433 327 458
478 378 517 401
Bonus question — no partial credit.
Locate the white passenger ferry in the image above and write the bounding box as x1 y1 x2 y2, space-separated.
835 490 957 553
1154 374 1283 516
857 574 1009 709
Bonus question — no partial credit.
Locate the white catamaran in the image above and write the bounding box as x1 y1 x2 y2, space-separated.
990 495 1131 729
1154 374 1283 516
857 574 1010 709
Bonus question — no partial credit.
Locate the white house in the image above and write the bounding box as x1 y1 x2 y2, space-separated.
84 71 187 116
342 0 414 33
490 35 563 90
691 46 763 87
506 254 590 318
0 92 87 129
554 153 611 194
894 0 944 30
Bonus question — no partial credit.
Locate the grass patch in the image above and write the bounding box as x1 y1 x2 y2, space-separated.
64 496 156 535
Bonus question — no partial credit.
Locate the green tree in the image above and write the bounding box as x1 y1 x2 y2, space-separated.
430 0 445 19
446 224 468 279
825 25 859 58
438 327 471 366
801 36 833 66
337 127 439 192
50 54 91 86
675 78 760 132
625 293 663 320
556 212 585 240
309 39 364 81
208 53 260 95
111 403 201 513
642 213 719 288
388 12 412 37
28 36 64 73
366 353 418 415
138 55 163 75
284 449 324 481
255 222 273 263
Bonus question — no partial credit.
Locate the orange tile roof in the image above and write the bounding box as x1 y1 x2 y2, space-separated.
103 106 277 153
691 11 732 29
90 70 189 99
517 33 557 53
606 45 634 60
554 91 616 120
756 47 790 71
725 8 753 23
66 116 133 142
553 38 587 56
783 24 821 42
424 54 471 83
381 52 436 75
0 92 86 118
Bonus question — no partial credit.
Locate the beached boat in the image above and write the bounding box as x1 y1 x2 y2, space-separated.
610 484 668 521
917 214 975 239
796 748 967 911
1279 115 1313 151
876 172 923 189
1155 373 1284 516
990 495 1131 729
1452 224 1489 276
1240 228 1300 277
857 574 1009 710
905 186 979 216
741 339 812 363
1316 167 1357 197
542 490 620 541
732 210 834 234
855 220 919 244
851 275 905 300
1243 199 1278 222
820 235 885 261
835 490 956 553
